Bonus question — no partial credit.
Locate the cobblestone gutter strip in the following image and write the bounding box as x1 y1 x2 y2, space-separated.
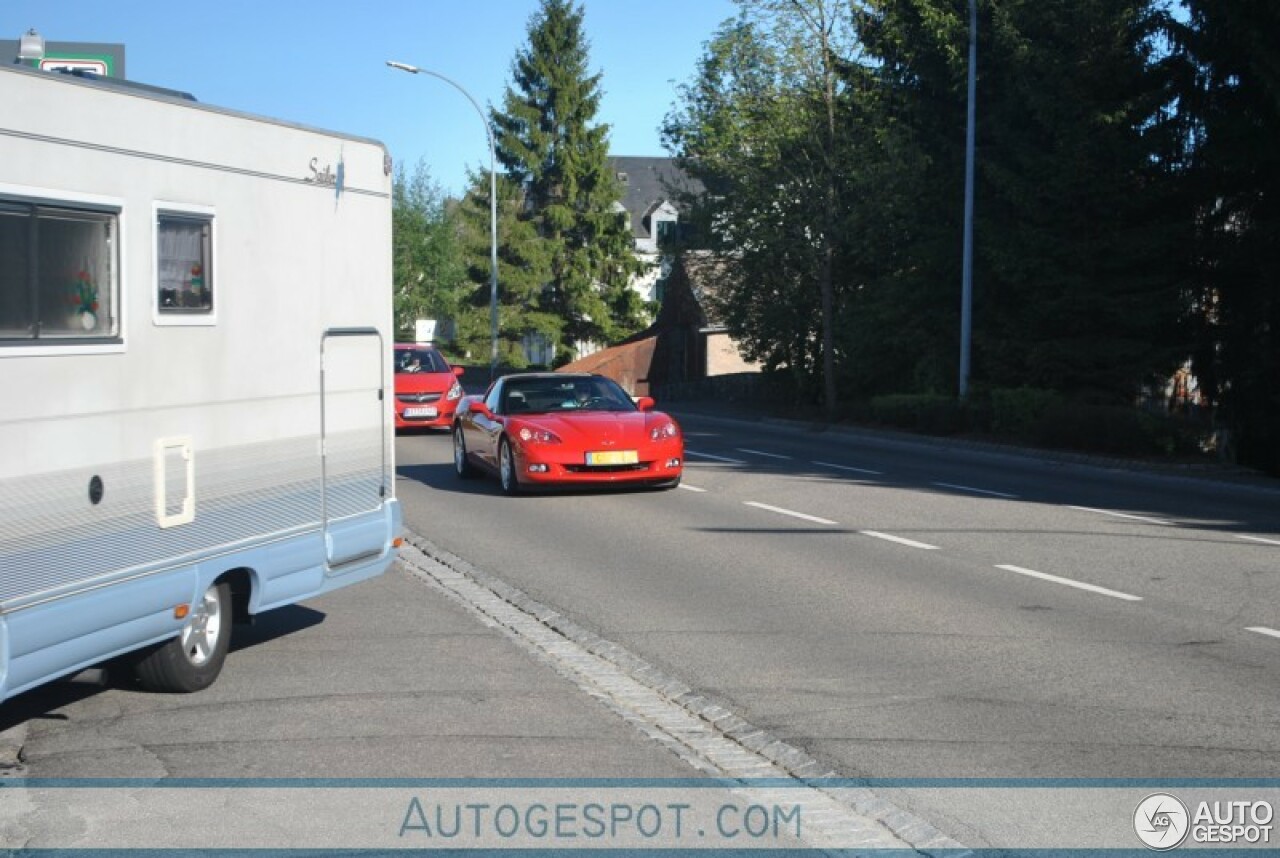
400 533 969 855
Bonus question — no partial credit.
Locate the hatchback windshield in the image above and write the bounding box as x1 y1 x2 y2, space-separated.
395 348 450 374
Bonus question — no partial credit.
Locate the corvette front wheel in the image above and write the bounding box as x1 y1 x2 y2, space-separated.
498 438 522 496
453 424 476 479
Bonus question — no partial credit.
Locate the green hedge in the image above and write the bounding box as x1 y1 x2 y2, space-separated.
860 387 1208 459
1033 402 1200 457
867 394 971 435
989 387 1063 437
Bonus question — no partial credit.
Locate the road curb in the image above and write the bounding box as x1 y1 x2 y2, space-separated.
401 531 970 853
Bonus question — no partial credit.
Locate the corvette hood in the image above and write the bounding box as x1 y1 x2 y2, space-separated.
516 411 673 447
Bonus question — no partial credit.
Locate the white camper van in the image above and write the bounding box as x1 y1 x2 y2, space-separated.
0 64 401 701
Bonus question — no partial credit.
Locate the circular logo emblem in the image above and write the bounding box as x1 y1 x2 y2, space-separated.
1134 793 1190 850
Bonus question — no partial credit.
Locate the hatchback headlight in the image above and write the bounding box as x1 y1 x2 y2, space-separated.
446 380 463 401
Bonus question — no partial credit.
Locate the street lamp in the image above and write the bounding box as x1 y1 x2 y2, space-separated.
958 0 977 399
387 60 500 383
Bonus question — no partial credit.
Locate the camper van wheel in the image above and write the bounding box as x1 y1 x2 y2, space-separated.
134 580 232 693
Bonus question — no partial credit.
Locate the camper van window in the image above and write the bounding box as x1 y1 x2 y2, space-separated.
157 213 213 314
0 199 119 342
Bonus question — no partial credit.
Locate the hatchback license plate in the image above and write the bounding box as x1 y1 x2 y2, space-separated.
586 450 638 466
405 406 438 418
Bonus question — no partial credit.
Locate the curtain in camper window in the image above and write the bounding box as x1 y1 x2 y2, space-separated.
158 214 212 312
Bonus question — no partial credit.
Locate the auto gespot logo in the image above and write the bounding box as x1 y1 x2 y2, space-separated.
1135 793 1274 850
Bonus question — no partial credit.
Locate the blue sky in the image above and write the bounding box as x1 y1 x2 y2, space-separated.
4 0 739 196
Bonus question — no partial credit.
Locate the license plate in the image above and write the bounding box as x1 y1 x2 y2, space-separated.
404 406 438 418
586 450 638 466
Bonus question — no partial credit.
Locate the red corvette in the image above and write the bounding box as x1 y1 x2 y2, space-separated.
393 344 465 430
452 373 683 493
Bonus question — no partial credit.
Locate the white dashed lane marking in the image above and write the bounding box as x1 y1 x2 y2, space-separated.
933 481 1019 500
859 530 941 551
1237 534 1280 547
995 564 1143 602
736 448 792 460
813 460 883 476
684 449 747 465
1247 627 1280 640
743 502 837 526
1067 505 1173 526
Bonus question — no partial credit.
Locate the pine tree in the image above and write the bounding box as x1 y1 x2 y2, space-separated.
490 0 645 365
974 0 1187 399
453 170 561 368
852 0 1187 401
1177 1 1280 473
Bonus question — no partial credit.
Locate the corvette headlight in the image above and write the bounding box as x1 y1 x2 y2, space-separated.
650 422 679 441
518 426 561 444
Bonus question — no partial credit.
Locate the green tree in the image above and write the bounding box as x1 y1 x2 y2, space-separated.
663 1 861 411
975 0 1188 399
836 0 970 398
1176 1 1280 473
391 160 468 342
669 0 1188 412
489 0 646 364
850 0 1188 402
453 169 562 368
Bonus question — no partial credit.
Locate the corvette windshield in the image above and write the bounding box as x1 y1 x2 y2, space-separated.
501 378 637 414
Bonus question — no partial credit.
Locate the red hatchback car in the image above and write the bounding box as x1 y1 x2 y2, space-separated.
393 344 465 431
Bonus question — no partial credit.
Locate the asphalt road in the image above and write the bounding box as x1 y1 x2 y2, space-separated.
4 408 1279 850
397 409 1280 782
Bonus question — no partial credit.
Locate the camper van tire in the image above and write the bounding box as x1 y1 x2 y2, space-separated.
134 580 232 693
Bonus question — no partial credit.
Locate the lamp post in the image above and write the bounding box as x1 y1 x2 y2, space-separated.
958 0 977 399
387 60 500 384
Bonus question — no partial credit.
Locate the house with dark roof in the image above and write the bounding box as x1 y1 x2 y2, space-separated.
559 250 761 394
607 157 703 309
560 158 759 391
609 157 700 252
